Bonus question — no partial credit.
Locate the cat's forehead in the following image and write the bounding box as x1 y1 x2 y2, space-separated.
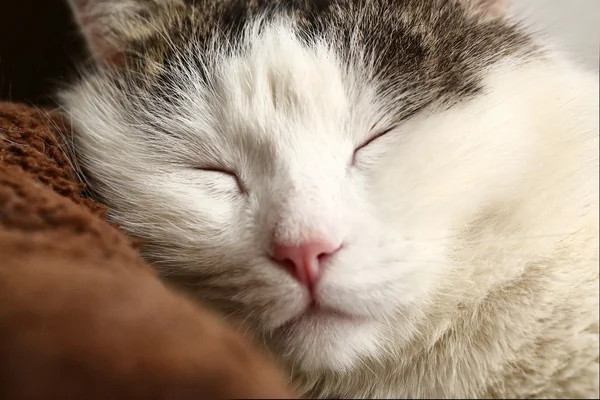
103 0 539 137
154 22 369 157
211 24 358 141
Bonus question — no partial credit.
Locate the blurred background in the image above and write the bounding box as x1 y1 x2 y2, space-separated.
0 0 598 106
513 0 599 70
0 0 86 106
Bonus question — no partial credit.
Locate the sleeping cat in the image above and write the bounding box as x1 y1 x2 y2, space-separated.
60 0 599 398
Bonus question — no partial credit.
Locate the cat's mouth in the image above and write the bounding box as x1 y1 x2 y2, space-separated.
308 300 351 317
308 307 362 320
283 301 369 328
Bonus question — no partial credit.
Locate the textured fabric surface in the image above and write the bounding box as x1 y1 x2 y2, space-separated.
0 102 296 399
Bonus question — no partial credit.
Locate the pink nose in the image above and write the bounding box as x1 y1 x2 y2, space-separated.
272 239 341 289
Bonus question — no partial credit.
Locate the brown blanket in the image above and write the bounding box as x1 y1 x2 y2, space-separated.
0 102 296 399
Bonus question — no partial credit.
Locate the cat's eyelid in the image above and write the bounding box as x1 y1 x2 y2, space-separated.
195 166 237 176
350 125 396 167
355 125 396 153
194 166 248 195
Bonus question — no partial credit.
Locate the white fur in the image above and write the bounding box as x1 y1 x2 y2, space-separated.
62 17 599 398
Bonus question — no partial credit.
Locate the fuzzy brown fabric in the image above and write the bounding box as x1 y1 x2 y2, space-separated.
0 102 296 400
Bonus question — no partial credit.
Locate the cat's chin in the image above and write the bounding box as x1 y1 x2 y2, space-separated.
270 306 384 373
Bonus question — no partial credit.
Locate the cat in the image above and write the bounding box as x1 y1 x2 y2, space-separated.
60 0 599 398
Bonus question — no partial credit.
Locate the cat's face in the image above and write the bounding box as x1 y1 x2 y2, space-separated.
63 0 536 373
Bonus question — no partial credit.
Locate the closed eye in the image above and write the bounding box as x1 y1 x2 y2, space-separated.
351 125 396 166
195 167 247 195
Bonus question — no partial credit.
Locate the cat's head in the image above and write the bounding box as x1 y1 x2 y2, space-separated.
62 0 538 374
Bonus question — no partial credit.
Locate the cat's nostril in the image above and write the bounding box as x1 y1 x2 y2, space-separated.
281 258 295 271
271 239 342 288
317 252 329 262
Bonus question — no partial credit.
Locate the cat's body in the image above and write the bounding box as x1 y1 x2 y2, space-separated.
61 0 599 398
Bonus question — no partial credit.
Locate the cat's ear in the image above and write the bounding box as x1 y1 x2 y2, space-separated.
67 0 144 66
460 0 509 21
